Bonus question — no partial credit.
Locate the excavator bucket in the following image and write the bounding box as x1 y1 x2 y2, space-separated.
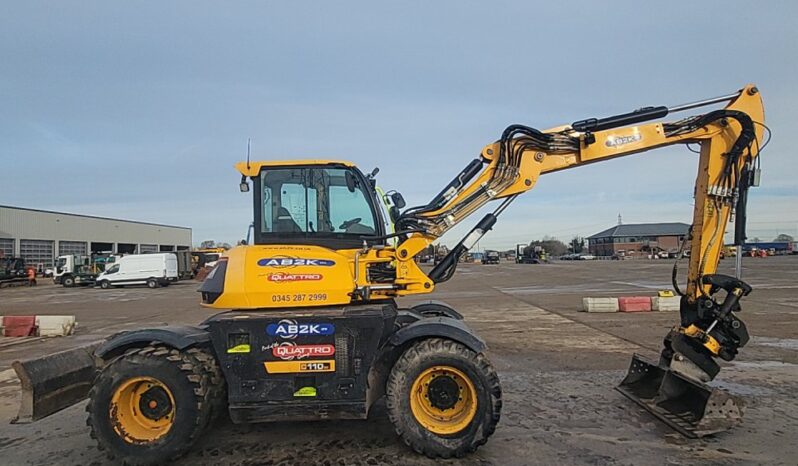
11 342 102 423
616 353 744 438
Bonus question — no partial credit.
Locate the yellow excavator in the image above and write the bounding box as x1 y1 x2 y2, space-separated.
12 84 765 464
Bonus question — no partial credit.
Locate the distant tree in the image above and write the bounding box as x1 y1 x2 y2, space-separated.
200 240 232 250
569 236 585 254
752 237 761 243
774 233 794 242
528 238 568 256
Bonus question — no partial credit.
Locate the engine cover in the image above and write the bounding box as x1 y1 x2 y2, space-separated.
204 245 356 309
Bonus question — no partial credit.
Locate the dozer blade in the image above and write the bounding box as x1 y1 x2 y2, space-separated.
616 353 744 438
11 341 103 423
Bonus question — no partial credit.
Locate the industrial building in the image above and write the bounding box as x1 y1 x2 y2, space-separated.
0 205 192 269
587 222 689 257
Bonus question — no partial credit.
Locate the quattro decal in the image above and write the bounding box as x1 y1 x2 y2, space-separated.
273 343 335 360
266 319 335 339
264 360 335 374
257 257 336 267
268 272 323 282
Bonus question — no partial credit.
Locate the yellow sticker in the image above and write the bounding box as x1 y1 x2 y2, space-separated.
264 360 335 374
227 344 251 354
293 386 317 397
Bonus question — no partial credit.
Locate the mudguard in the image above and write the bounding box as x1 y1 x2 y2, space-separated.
95 325 211 360
410 300 464 320
388 316 486 354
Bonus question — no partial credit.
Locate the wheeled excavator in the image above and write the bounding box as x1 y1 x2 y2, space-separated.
12 84 766 464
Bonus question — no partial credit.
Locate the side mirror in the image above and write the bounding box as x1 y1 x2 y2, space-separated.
391 192 406 209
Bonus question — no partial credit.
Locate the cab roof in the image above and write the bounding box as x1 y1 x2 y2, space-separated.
235 160 355 177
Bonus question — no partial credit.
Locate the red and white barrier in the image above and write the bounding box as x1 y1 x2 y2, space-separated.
652 296 680 311
581 297 619 313
618 297 652 312
2 315 76 337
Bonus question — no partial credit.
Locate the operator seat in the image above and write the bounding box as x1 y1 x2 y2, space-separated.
274 207 302 232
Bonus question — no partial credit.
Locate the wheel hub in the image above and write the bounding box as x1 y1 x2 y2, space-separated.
409 365 478 435
427 375 460 410
110 377 175 443
138 386 172 420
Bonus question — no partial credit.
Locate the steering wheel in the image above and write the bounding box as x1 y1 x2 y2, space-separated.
339 218 362 230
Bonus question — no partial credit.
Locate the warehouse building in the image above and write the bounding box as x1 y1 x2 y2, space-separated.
0 205 192 269
587 222 689 257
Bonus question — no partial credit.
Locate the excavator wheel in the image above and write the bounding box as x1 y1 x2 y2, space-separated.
86 344 222 465
386 338 501 458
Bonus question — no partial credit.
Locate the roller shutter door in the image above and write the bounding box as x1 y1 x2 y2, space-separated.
58 241 87 256
20 239 54 268
0 238 13 257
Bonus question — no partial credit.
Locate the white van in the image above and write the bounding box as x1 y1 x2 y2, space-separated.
96 253 178 289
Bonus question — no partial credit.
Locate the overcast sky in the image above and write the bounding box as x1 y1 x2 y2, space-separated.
2 1 796 249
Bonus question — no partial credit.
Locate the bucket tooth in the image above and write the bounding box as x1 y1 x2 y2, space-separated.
616 353 743 438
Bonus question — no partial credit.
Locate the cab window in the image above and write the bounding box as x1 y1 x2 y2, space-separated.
256 166 381 245
329 185 375 234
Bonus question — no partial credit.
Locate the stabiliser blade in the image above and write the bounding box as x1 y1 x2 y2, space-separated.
12 341 103 423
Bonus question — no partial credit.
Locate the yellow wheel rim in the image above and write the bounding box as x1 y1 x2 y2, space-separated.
110 376 175 443
409 365 478 435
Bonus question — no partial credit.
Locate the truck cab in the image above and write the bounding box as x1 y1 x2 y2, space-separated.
53 255 97 287
482 251 500 264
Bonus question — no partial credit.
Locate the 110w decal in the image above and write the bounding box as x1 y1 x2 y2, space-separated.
264 360 335 374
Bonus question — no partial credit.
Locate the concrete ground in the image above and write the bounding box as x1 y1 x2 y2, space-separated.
0 256 796 465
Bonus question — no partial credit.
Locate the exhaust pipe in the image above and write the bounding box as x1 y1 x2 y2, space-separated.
617 353 744 437
11 341 103 423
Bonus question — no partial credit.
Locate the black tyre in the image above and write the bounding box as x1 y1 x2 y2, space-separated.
87 345 222 465
146 278 159 289
63 276 75 287
386 338 501 458
100 280 111 289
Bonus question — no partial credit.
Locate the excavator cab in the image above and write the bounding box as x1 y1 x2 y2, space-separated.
247 162 386 247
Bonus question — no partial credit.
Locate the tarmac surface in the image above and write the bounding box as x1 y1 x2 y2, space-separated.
0 256 796 465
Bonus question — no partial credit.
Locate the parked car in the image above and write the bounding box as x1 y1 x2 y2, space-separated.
95 253 178 289
577 254 596 260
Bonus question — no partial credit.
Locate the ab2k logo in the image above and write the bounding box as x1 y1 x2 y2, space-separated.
266 319 335 339
257 257 336 267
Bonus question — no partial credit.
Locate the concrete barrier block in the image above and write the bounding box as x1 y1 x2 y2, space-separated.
652 296 681 311
35 315 76 337
618 296 652 312
582 297 619 313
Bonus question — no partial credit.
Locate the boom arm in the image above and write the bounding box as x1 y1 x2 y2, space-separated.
394 84 765 302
